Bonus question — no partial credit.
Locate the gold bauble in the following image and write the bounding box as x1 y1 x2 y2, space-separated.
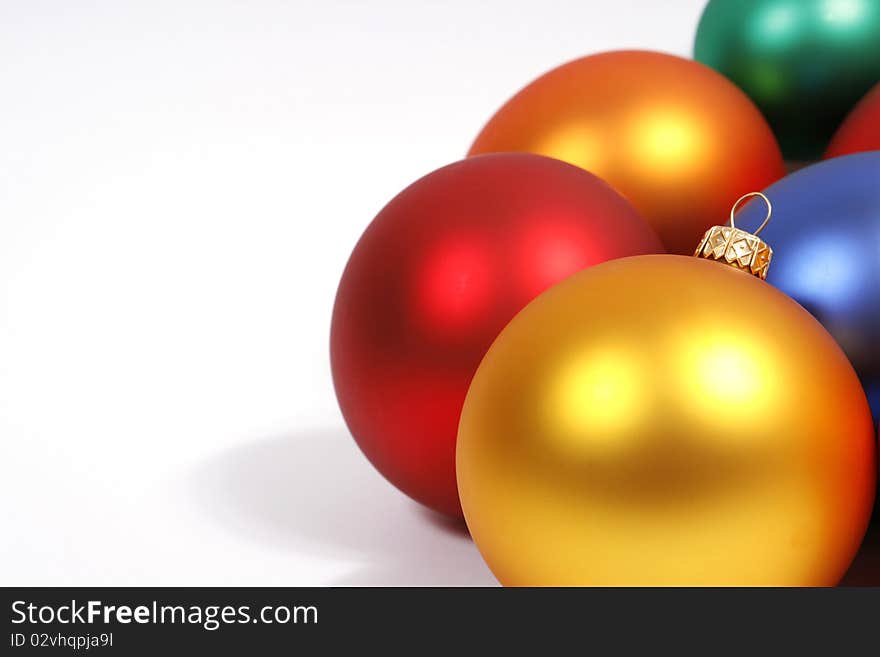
457 255 876 586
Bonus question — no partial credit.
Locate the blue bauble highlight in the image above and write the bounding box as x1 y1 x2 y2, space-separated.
737 152 880 419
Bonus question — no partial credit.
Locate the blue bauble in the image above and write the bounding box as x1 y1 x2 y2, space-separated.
737 152 880 417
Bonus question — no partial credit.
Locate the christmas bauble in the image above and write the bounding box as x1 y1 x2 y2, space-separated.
468 50 784 255
458 215 876 584
826 83 880 158
735 152 880 416
694 0 880 161
331 153 662 517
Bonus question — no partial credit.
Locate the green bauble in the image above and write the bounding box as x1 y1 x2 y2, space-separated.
694 0 880 161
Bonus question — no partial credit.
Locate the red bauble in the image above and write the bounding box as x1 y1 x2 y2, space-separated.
331 153 663 516
826 83 880 159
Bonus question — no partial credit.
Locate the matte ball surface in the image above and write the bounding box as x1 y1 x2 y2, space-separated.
736 152 880 416
331 154 663 517
826 82 880 158
695 0 880 161
469 50 784 254
458 255 876 585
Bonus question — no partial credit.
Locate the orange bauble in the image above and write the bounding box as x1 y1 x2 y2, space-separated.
469 50 785 254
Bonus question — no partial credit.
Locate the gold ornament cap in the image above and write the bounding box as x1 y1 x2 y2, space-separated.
694 192 773 279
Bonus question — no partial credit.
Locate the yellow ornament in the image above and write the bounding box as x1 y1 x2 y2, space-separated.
457 194 876 586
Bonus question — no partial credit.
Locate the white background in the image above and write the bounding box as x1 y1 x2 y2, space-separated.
0 0 707 585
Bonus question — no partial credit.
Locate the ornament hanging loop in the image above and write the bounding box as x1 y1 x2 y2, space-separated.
694 191 774 279
730 191 772 235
